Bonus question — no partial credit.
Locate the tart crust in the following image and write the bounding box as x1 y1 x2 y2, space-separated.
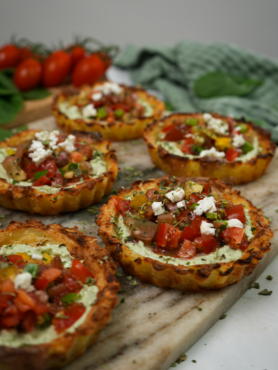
0 130 119 215
96 176 273 291
53 83 165 141
0 220 119 370
144 113 276 185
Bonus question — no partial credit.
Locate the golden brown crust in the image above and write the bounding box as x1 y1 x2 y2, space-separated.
0 130 119 215
52 83 165 141
143 113 276 185
96 176 273 291
0 220 120 370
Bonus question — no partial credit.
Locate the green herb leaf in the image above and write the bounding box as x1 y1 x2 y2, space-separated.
0 70 18 96
0 94 23 124
194 71 263 99
61 292 79 305
33 170 48 180
258 289 272 296
68 162 79 171
86 276 97 286
22 88 51 101
23 263 39 278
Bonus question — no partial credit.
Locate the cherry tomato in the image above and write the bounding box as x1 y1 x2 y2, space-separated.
96 51 111 71
225 204 246 223
194 235 219 254
221 227 245 249
72 54 105 87
0 44 20 70
14 58 42 91
19 46 33 61
42 51 71 87
161 124 175 133
70 259 94 283
70 46 86 67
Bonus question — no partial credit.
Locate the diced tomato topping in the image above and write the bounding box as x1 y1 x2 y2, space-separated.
34 268 62 290
20 311 36 333
53 303 86 333
181 136 194 154
225 147 240 162
63 271 82 291
225 204 246 223
145 188 161 201
0 295 10 309
7 255 24 265
69 152 83 163
38 159 57 178
111 103 129 112
33 176 52 187
155 223 170 247
203 183 211 195
176 210 193 222
23 162 39 179
1 308 22 328
163 127 184 142
17 290 36 309
113 196 133 217
194 235 219 254
221 227 244 249
52 170 64 187
180 225 200 242
161 124 175 133
240 234 249 251
177 240 197 259
187 193 203 206
70 259 94 283
190 216 208 233
0 279 15 294
14 297 31 313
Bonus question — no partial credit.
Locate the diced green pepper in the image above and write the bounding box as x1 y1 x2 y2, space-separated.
236 123 248 134
61 293 79 305
185 118 198 126
97 107 108 120
23 263 39 278
205 212 219 220
189 203 198 211
241 140 254 154
114 109 124 118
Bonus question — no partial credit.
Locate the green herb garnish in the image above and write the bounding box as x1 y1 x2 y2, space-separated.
33 170 48 180
23 263 39 278
61 292 79 305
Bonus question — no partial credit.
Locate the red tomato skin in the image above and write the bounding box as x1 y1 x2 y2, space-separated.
72 54 105 87
177 240 197 259
70 259 94 283
7 255 24 264
203 183 210 195
225 147 240 162
42 51 71 87
70 46 86 67
167 226 181 249
181 136 194 154
0 44 20 70
221 227 245 249
163 128 184 142
161 124 175 133
240 234 249 251
194 235 219 254
54 303 86 333
187 193 203 206
34 268 62 290
190 216 207 233
113 196 133 217
24 162 39 179
33 176 52 187
155 223 170 247
180 226 200 242
38 159 57 177
14 58 42 91
225 204 246 223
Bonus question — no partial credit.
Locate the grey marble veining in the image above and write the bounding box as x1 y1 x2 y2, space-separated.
1 117 277 370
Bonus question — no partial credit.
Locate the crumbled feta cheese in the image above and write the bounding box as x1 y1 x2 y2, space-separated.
49 130 59 149
193 197 217 216
232 134 245 148
166 188 185 203
227 219 244 228
58 135 76 153
94 82 122 96
152 201 165 216
29 140 44 152
14 272 35 292
199 147 225 158
29 147 52 165
82 103 97 118
185 133 193 138
177 200 186 208
92 92 102 101
200 221 215 235
234 126 241 132
203 113 213 122
35 131 50 142
32 253 42 260
207 118 229 135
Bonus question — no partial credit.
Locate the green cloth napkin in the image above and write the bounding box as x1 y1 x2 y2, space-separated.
115 41 278 142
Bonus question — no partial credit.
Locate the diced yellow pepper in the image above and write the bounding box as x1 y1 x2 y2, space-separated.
215 137 232 151
0 264 19 281
6 148 16 156
185 181 204 199
18 252 30 261
42 252 53 264
130 194 149 210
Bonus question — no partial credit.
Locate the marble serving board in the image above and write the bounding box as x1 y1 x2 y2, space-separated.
1 117 277 370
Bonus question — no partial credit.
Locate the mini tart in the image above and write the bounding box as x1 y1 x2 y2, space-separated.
0 130 118 215
52 83 165 141
0 220 119 370
96 176 273 291
144 113 276 185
